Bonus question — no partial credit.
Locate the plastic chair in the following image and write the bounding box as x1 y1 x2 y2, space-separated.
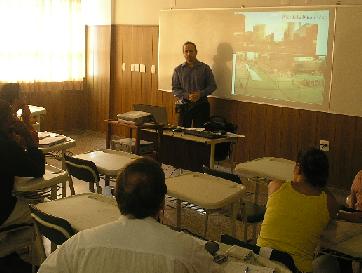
29 204 75 256
202 165 265 243
220 234 298 273
64 154 101 194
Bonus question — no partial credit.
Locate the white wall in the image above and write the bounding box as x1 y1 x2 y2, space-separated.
113 0 361 25
83 0 112 25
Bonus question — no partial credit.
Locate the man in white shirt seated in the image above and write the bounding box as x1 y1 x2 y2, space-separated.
38 157 223 273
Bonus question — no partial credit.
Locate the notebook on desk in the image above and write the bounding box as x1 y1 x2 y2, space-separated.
39 135 66 146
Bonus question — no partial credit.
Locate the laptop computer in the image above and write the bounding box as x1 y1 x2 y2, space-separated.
133 104 168 126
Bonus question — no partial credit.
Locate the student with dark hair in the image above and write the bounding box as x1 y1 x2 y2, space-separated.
0 83 37 145
257 148 339 273
172 41 217 128
38 158 223 273
0 99 45 228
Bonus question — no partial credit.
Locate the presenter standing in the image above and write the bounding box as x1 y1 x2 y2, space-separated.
172 41 217 128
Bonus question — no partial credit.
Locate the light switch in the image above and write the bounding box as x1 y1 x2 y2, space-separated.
151 65 156 74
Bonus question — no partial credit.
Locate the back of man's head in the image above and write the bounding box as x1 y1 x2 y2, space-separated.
115 157 167 219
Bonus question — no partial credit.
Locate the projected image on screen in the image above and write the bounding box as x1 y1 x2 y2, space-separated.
231 10 329 105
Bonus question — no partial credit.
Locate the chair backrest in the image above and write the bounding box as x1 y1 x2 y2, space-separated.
133 104 168 125
29 205 75 245
202 165 241 184
64 154 100 184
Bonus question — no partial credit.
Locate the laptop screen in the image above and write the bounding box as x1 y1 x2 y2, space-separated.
133 104 168 125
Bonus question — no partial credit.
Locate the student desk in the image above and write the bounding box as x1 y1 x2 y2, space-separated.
235 157 295 203
104 119 163 157
320 220 362 262
166 172 245 237
74 149 141 177
33 193 119 232
17 105 46 131
14 164 68 200
39 132 76 196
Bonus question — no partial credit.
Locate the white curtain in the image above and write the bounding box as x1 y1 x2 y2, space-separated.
0 0 84 83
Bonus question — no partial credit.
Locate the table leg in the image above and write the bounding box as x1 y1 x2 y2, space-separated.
135 128 140 155
106 122 112 149
231 200 240 237
209 144 215 169
176 199 181 230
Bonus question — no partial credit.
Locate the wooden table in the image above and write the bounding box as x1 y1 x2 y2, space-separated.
166 172 245 237
163 131 243 169
105 119 163 157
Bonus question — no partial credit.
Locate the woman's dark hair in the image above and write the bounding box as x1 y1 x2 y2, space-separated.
0 99 13 127
297 147 329 188
115 157 167 219
0 83 20 104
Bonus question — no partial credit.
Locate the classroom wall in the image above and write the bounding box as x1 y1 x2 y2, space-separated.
85 0 362 189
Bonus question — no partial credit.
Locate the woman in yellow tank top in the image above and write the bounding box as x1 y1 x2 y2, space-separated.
257 148 339 273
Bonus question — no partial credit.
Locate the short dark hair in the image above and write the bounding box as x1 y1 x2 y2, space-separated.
0 99 13 127
297 147 329 188
115 157 167 219
0 83 20 105
183 41 197 52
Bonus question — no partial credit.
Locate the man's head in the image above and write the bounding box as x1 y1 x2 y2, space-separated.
183 41 197 64
294 147 329 188
0 99 15 134
115 157 167 219
0 83 21 105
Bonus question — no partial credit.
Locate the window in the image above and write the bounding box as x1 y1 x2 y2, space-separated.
0 0 84 83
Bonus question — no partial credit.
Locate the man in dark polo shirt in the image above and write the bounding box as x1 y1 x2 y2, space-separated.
172 41 217 128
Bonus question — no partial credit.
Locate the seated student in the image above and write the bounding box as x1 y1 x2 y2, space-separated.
346 170 362 211
38 158 223 273
0 83 37 145
0 99 45 229
257 147 339 273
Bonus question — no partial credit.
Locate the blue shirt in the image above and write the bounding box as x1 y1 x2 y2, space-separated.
172 60 217 101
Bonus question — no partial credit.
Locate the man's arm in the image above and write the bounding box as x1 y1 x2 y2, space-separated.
172 68 187 100
5 141 45 177
199 65 217 98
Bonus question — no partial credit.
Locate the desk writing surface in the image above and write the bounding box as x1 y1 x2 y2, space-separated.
236 157 295 181
14 165 67 192
166 172 245 209
38 132 76 154
34 193 120 231
75 149 141 176
320 220 362 258
162 130 243 144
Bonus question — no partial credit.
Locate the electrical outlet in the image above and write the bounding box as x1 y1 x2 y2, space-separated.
320 140 329 152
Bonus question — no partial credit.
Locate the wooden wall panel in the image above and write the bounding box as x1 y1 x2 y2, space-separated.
88 24 362 189
86 25 111 132
25 88 87 131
